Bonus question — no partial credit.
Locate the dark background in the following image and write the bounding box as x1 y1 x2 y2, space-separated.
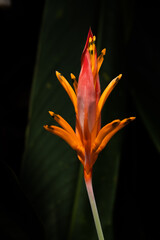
1 0 44 175
0 1 159 239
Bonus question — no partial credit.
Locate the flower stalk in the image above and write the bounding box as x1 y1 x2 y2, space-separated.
84 174 104 240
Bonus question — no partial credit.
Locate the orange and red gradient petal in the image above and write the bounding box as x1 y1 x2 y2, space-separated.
77 49 96 134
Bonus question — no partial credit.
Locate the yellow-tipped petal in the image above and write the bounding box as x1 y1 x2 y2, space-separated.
97 74 122 117
91 119 120 153
55 71 77 113
95 117 136 155
44 125 84 158
70 73 78 94
97 48 106 72
101 48 106 55
48 111 76 138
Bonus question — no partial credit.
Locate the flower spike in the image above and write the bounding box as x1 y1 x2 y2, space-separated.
44 29 135 240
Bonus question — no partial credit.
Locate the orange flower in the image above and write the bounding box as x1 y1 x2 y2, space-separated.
44 29 135 181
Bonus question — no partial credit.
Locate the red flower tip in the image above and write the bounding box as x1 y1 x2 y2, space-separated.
81 28 94 64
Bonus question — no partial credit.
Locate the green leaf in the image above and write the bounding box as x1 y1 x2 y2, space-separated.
21 0 132 239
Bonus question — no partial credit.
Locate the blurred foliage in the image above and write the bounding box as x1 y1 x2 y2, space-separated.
1 0 159 240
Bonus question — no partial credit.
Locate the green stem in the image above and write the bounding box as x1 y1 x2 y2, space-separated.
84 176 105 240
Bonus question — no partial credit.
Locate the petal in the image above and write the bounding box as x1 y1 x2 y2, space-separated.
95 117 136 155
97 74 122 118
56 71 77 113
48 111 76 137
97 48 106 72
77 154 84 165
91 119 121 153
44 125 84 159
70 73 78 94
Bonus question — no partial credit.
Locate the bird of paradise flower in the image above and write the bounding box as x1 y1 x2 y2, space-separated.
44 28 135 240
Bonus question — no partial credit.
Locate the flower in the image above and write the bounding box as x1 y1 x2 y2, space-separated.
44 29 135 181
